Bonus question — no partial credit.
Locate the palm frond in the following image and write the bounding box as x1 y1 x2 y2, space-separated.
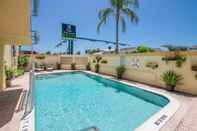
122 8 139 24
124 0 139 9
120 16 126 32
97 8 114 33
97 18 107 33
98 8 114 20
110 0 118 7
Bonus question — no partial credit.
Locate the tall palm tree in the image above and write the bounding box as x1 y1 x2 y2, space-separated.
97 0 139 54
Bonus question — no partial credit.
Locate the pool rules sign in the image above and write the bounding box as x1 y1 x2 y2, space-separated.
62 23 76 40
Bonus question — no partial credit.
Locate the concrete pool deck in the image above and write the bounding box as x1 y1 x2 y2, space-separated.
0 71 196 131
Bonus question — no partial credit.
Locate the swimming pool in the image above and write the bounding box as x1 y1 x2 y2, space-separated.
33 71 176 131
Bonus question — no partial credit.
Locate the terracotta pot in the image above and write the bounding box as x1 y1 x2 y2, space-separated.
6 79 12 87
166 85 175 91
191 65 197 71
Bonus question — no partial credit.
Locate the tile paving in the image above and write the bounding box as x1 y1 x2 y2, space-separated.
0 71 196 131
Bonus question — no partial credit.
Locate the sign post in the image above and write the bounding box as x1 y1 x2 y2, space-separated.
62 23 76 55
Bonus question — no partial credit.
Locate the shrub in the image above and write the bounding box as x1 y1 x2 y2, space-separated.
136 45 154 53
86 62 91 71
176 56 186 67
71 63 76 70
35 55 45 60
116 66 126 79
162 55 186 67
5 67 14 80
101 59 108 64
95 64 100 73
161 45 188 51
18 56 28 68
162 70 183 91
14 68 25 77
146 62 158 69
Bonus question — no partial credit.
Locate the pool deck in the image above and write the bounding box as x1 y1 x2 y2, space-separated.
0 71 196 131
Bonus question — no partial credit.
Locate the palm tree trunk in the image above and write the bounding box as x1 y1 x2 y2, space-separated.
115 8 120 54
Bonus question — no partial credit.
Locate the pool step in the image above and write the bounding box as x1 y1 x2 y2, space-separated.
79 126 100 131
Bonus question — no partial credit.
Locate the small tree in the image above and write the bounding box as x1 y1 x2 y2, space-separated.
97 0 139 54
95 64 100 73
94 55 102 73
45 51 51 55
76 51 81 55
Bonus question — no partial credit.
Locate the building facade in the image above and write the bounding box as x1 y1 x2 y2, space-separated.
0 0 32 90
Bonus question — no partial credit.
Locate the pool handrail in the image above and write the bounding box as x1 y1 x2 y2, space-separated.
22 70 35 119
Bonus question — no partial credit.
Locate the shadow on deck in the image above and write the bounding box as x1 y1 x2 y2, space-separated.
0 89 22 128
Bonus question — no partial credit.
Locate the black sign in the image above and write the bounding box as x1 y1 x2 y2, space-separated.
62 23 76 39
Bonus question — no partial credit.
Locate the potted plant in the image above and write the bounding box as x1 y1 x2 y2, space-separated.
162 54 186 67
43 64 47 71
18 56 29 69
35 55 45 60
86 62 91 71
14 68 25 77
5 67 14 87
176 56 186 67
101 59 108 64
116 66 126 79
191 65 197 71
71 63 76 70
146 62 159 69
56 63 61 70
162 70 183 91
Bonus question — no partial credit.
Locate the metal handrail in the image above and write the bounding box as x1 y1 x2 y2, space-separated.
22 70 35 119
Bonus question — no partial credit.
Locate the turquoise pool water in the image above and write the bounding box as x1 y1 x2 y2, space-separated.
35 72 169 131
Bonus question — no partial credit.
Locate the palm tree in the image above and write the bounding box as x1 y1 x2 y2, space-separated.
97 0 139 54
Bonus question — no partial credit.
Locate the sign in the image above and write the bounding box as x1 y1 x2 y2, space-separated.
62 23 76 39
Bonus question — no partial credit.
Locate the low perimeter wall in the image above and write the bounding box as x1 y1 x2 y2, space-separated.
24 52 197 95
88 52 197 95
25 55 88 70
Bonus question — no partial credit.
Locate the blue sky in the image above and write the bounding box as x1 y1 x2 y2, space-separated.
31 0 197 53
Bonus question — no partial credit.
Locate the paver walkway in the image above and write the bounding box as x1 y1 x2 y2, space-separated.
0 73 29 131
0 71 196 131
174 97 197 131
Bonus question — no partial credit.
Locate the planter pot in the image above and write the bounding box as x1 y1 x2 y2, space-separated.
166 85 175 91
6 79 12 87
191 65 197 71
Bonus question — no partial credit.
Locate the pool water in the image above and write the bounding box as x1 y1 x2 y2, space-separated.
35 72 169 131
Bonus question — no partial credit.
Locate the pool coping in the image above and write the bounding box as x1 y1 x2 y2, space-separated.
20 70 180 131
